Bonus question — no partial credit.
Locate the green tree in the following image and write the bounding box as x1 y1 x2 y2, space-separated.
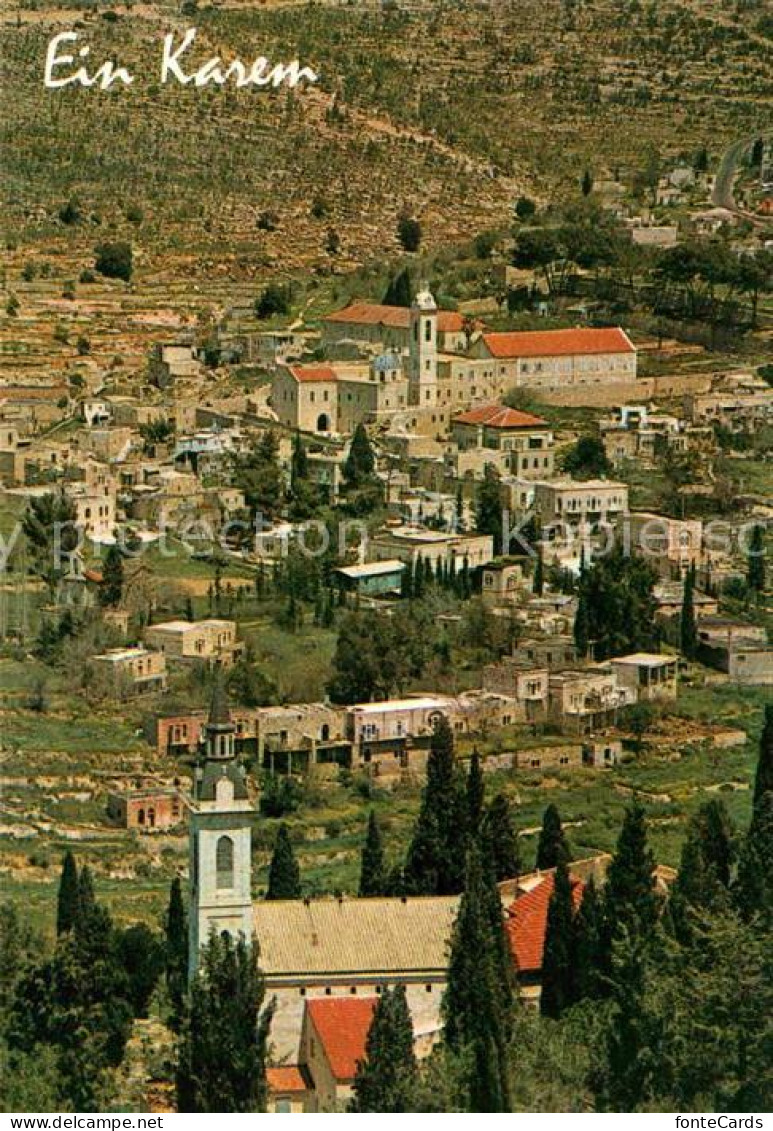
382 267 412 307
571 875 605 1002
481 793 520 882
343 423 376 488
442 845 512 1111
577 545 658 660
234 430 283 521
573 589 590 658
22 493 79 598
56 851 80 936
176 932 274 1113
99 544 124 609
514 196 536 221
475 464 504 554
536 804 569 871
540 857 576 1019
349 986 418 1112
465 750 485 835
115 923 164 1017
397 216 422 253
735 791 773 927
562 434 611 479
753 704 773 808
680 564 698 659
404 716 466 895
746 522 765 592
165 876 188 1027
255 283 291 320
94 241 132 282
604 799 657 944
359 810 387 897
581 169 594 196
266 824 301 900
532 549 544 596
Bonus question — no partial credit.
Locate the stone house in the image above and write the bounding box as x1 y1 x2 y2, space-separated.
106 786 184 831
91 647 167 698
610 653 679 701
450 404 555 479
266 1067 310 1114
548 666 634 733
148 342 202 389
369 526 494 571
144 619 241 664
622 512 703 579
534 478 629 535
299 997 377 1112
480 559 529 606
468 327 637 392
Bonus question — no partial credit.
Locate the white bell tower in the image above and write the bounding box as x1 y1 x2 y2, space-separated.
188 675 254 975
408 282 438 407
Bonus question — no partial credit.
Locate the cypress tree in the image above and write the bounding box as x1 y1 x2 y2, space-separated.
604 799 657 942
466 750 485 834
533 550 544 596
481 793 521 882
536 804 569 871
695 798 734 888
540 857 575 1019
99 544 124 609
735 791 773 926
349 986 418 1112
290 430 308 487
680 564 697 659
359 811 386 897
77 865 96 927
343 423 375 488
753 703 773 808
747 524 765 594
442 846 512 1112
475 465 503 554
176 932 274 1112
571 875 605 1002
573 590 590 658
266 824 301 900
404 716 466 895
56 851 80 936
165 876 188 1026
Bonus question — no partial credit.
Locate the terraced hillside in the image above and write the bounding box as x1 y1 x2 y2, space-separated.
2 0 770 283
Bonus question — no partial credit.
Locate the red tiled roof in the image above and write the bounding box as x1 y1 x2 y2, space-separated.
505 873 585 974
306 996 377 1082
267 1066 307 1094
83 569 104 584
287 365 338 384
482 327 635 359
453 404 547 429
324 302 466 334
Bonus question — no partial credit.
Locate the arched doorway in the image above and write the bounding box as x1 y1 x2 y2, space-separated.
316 413 330 432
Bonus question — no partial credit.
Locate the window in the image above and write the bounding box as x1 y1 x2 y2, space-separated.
216 835 234 889
275 1101 291 1114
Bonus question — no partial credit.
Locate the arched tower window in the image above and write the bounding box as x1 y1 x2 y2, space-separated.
216 835 234 889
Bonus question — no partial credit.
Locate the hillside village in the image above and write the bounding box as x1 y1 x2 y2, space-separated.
1 0 772 1117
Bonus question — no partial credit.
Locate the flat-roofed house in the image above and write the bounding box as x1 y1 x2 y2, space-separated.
611 652 679 701
144 618 240 664
91 647 167 698
107 786 184 831
333 559 406 597
369 526 494 571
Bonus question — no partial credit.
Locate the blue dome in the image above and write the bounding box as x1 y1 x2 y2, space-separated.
373 352 401 372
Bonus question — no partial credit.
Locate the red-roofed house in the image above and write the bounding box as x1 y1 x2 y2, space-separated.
451 403 555 478
323 302 471 353
273 364 340 433
266 1065 311 1113
505 872 586 1006
470 326 637 391
300 996 377 1111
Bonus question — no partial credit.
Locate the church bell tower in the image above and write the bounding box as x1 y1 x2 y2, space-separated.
407 282 438 407
188 673 254 974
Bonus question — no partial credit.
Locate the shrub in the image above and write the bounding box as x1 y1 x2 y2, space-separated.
95 241 133 282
